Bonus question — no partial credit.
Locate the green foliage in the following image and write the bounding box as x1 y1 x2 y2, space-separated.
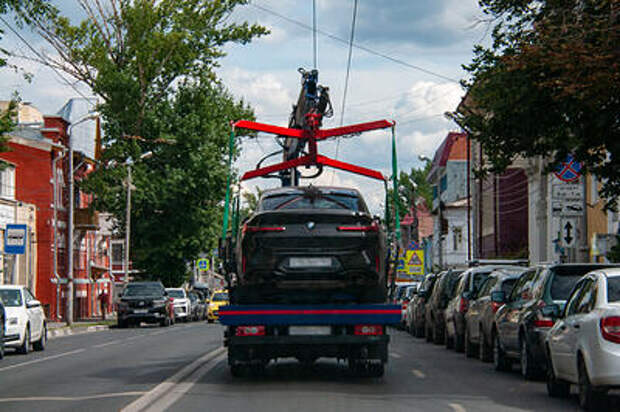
452 0 619 207
28 0 267 286
607 236 620 263
388 162 433 217
239 186 263 222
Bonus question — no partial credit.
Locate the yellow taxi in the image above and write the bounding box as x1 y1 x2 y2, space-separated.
207 290 229 323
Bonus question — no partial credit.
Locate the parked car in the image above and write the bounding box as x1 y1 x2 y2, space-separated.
408 273 439 338
492 263 617 380
545 268 620 410
117 282 174 328
445 265 524 352
425 269 463 344
207 290 229 323
188 291 206 321
401 285 418 330
0 285 47 354
463 268 524 360
166 288 191 322
0 297 5 359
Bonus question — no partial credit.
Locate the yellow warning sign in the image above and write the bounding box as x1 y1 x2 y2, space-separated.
396 249 425 282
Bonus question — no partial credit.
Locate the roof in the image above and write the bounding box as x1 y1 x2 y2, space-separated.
601 268 620 277
10 125 46 142
427 132 468 182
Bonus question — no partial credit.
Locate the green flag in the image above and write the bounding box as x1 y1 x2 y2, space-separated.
391 126 401 242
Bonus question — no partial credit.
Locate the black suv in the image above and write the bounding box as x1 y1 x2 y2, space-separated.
492 264 619 379
425 269 463 344
410 273 439 338
117 282 173 328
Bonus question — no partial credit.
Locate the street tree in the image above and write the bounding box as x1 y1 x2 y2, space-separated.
20 0 267 285
451 0 619 207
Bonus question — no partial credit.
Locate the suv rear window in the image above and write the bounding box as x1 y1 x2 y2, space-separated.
608 277 620 302
550 275 582 301
501 278 517 295
260 192 363 212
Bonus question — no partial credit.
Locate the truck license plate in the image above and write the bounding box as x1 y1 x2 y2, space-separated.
289 326 331 335
289 257 331 268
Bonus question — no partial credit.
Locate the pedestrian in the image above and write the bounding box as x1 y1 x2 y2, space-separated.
100 289 108 320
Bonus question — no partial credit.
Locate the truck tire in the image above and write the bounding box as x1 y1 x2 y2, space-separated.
230 364 245 377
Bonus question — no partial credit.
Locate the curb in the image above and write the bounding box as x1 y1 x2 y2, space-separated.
48 325 110 340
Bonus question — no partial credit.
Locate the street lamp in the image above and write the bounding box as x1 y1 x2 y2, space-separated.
67 113 98 326
123 151 152 285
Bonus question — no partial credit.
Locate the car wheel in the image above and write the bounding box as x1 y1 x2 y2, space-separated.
207 318 214 324
434 323 444 345
578 355 607 410
465 327 476 358
18 325 31 355
520 336 542 380
493 331 511 372
454 328 465 353
0 322 4 360
425 324 433 342
117 318 127 329
546 352 570 398
479 329 492 362
33 324 47 351
230 364 245 377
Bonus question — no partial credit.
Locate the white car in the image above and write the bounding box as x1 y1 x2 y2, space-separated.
0 285 47 354
545 268 620 410
165 288 190 322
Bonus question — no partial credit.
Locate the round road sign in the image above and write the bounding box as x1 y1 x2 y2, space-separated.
554 155 582 183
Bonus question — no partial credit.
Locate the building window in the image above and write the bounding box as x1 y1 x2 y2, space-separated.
0 165 16 200
440 174 447 193
453 227 462 251
111 241 124 266
432 185 438 199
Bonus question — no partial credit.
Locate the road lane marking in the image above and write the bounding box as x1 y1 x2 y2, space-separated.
449 403 467 412
93 339 122 348
121 346 225 412
0 349 85 372
390 352 402 359
411 368 426 378
0 392 147 403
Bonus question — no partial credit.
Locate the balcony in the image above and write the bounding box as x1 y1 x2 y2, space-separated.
74 208 100 230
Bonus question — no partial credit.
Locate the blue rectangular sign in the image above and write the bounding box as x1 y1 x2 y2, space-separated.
4 224 27 255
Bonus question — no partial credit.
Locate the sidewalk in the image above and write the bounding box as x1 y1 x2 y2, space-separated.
47 318 116 339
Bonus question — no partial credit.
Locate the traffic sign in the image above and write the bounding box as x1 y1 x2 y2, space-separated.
552 183 582 200
4 224 27 254
552 200 584 216
561 218 577 248
197 258 210 271
554 155 582 183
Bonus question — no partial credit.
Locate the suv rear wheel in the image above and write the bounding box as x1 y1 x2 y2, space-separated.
578 355 607 410
520 336 542 380
546 350 569 398
479 329 492 362
18 325 30 354
33 324 46 351
493 331 511 372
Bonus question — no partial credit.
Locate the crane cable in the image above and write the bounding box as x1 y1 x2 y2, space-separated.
331 0 359 184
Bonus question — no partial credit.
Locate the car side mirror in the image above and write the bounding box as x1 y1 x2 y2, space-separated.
462 291 472 300
491 291 506 303
163 290 168 296
542 304 561 319
26 299 41 309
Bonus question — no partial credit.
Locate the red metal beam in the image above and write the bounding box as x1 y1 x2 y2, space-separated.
316 155 386 181
315 120 394 140
241 155 315 181
233 120 307 139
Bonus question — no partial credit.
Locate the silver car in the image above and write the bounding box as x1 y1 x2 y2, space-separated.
545 268 620 410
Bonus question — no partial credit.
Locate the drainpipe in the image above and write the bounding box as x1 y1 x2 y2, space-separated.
52 149 64 320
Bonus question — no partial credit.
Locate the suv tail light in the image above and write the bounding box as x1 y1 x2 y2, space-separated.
354 325 383 335
459 297 469 313
491 301 502 313
533 319 555 328
337 222 378 232
402 299 410 310
243 224 286 234
600 316 620 344
235 326 266 336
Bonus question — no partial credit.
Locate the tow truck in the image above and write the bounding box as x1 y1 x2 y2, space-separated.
218 68 402 377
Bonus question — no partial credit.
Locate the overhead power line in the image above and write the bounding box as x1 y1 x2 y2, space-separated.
250 3 460 83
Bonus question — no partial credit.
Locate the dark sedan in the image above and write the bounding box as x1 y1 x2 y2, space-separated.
425 269 462 345
463 268 524 360
117 282 174 328
409 273 439 337
492 263 620 380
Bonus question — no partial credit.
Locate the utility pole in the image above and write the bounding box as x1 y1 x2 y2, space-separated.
67 144 74 325
124 163 132 285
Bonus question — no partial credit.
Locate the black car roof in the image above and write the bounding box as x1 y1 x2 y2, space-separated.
261 186 362 197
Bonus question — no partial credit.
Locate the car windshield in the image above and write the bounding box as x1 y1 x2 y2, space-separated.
550 275 582 301
608 277 620 302
0 289 22 307
501 278 518 295
167 290 185 298
260 192 363 211
124 285 163 297
212 293 228 302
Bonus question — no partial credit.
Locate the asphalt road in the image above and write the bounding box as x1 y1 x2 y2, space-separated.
0 324 616 411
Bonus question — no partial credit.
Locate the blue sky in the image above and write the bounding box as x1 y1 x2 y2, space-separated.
0 0 488 212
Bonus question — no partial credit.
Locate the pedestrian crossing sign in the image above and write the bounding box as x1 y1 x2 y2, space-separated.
197 258 209 271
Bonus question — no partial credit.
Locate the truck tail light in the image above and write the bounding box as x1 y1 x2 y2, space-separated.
402 299 409 310
235 326 266 336
600 316 620 344
243 224 286 233
337 222 378 232
459 297 469 313
354 325 383 335
533 319 555 328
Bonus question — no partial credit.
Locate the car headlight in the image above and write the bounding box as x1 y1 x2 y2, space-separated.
153 299 166 307
8 317 18 325
118 302 129 310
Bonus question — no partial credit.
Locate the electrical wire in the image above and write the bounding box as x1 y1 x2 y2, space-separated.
250 3 459 83
332 0 359 184
0 16 96 107
312 0 317 69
